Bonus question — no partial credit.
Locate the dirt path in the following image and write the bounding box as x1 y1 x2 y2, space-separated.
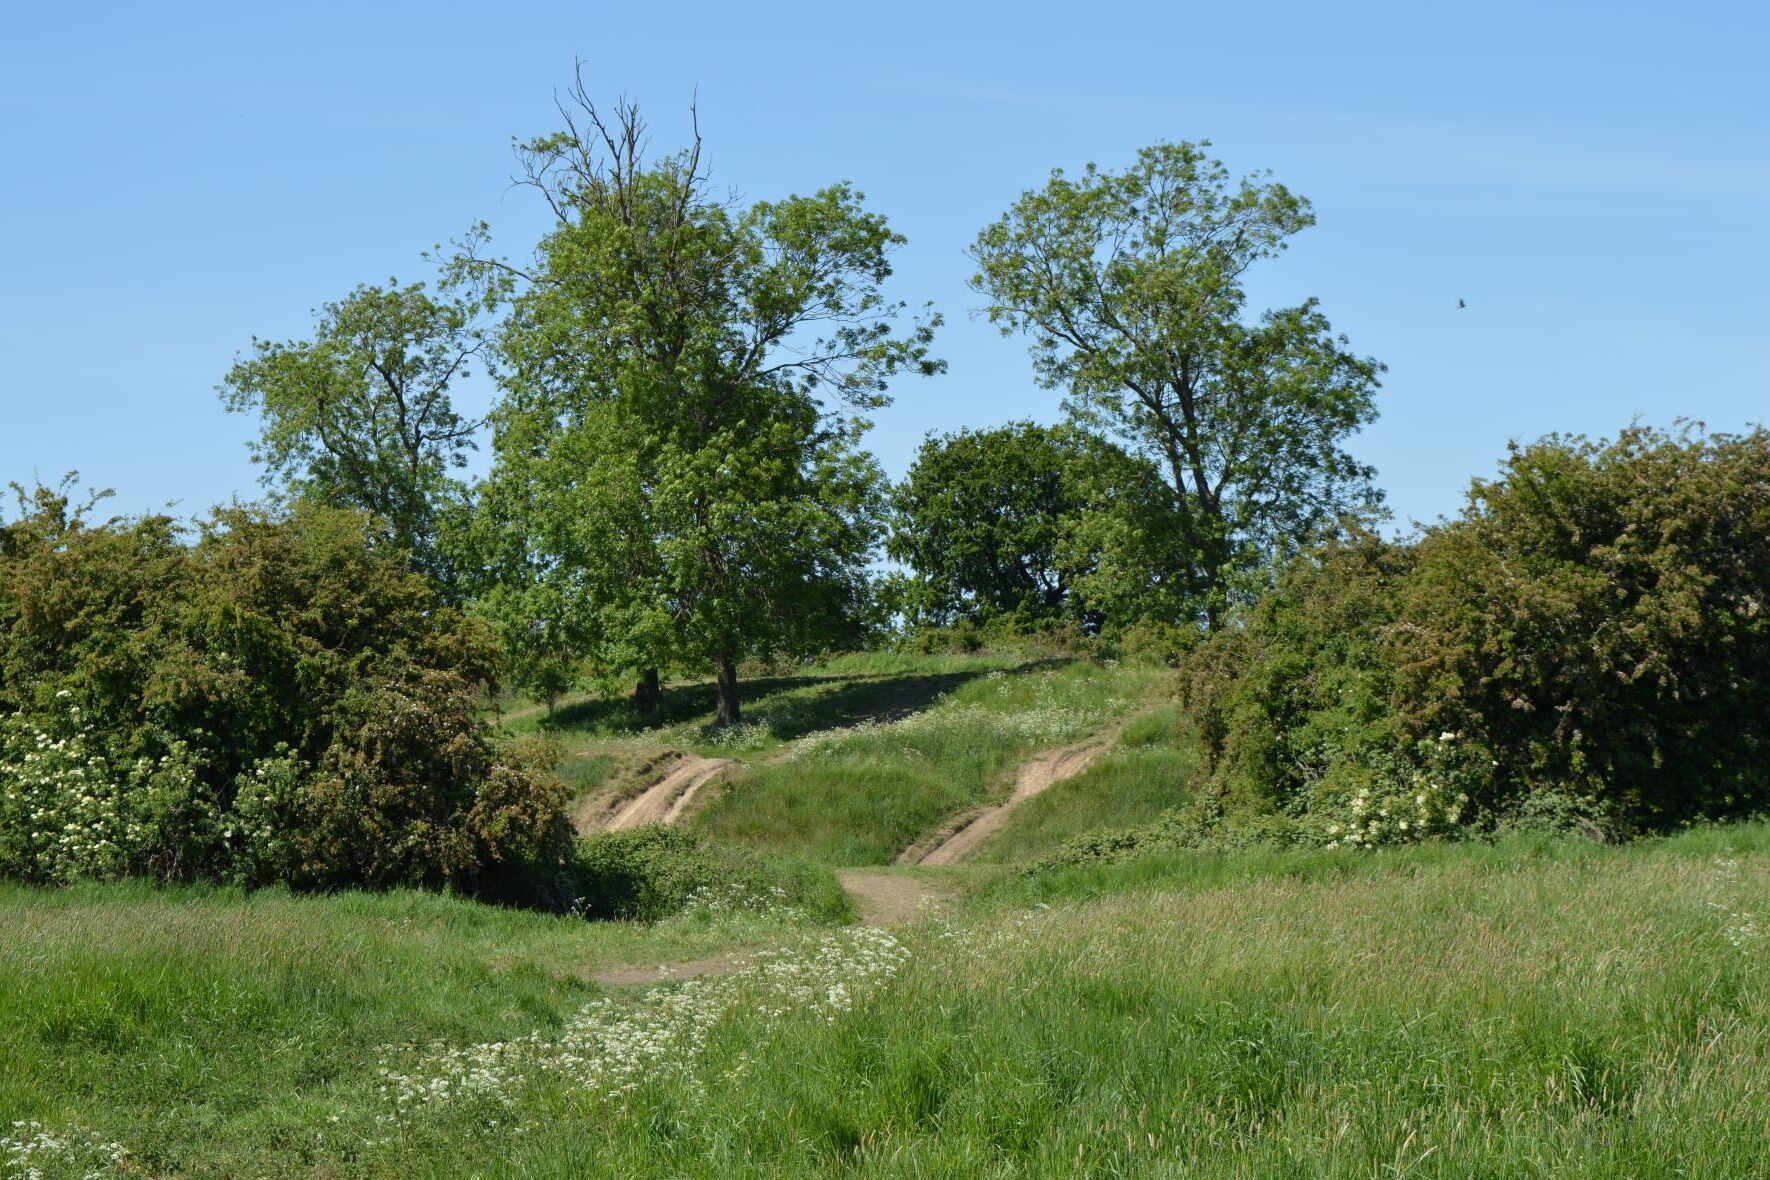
837 869 945 926
591 955 747 985
592 755 736 833
901 734 1116 866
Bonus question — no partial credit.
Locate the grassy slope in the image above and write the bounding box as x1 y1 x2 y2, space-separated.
509 651 1039 817
972 703 1198 864
692 659 1165 864
7 827 1769 1176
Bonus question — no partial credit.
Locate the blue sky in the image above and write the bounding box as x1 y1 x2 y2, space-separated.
3 1 1765 528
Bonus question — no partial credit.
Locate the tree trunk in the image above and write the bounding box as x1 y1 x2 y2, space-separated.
714 653 741 727
632 667 662 715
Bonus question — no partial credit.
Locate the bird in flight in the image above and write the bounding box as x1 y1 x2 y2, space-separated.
1457 299 1467 309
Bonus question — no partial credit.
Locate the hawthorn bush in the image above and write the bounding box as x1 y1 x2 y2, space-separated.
0 484 570 894
1181 425 1770 840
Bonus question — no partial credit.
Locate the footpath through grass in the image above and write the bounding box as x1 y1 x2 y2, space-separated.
0 882 830 1178
6 826 1768 1176
508 651 1041 817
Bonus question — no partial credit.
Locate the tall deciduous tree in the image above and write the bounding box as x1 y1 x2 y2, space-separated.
970 142 1384 625
457 83 940 724
219 281 489 587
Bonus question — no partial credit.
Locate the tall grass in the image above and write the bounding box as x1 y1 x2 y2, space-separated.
5 829 1769 1174
0 882 827 1178
447 825 1770 1176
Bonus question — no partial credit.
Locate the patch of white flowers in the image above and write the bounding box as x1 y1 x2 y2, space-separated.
1323 733 1471 849
0 699 206 883
665 882 809 925
376 927 909 1125
2 1121 128 1180
701 721 771 752
1706 856 1765 951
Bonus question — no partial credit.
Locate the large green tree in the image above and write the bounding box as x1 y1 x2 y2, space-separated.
458 86 939 724
888 421 1189 631
219 281 489 587
970 142 1384 625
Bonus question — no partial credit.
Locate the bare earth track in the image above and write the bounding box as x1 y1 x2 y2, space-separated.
589 755 736 833
899 735 1116 866
586 713 1131 984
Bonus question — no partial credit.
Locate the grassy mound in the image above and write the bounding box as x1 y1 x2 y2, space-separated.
691 659 1159 863
972 704 1198 863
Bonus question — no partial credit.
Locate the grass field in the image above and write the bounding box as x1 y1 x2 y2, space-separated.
5 826 1768 1176
10 651 1768 1176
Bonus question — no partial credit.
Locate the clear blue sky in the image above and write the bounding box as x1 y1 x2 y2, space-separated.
4 1 1765 528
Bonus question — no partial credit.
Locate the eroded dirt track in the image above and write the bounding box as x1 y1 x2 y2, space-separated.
591 756 736 833
901 735 1115 866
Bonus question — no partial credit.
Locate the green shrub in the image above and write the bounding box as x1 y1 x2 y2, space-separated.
1392 426 1770 828
1178 425 1770 842
0 484 570 895
569 826 851 924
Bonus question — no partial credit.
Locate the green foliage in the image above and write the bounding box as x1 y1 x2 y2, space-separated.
1178 425 1770 843
569 826 851 924
1392 425 1770 828
218 281 489 587
0 484 569 894
1176 524 1413 816
458 91 939 724
971 141 1384 621
889 421 1192 632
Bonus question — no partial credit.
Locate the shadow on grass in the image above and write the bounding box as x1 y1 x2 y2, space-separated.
540 659 1068 744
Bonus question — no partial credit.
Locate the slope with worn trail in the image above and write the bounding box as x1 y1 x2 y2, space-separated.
589 755 737 833
900 735 1116 866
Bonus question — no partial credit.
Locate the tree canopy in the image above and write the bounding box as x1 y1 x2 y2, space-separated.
457 87 940 724
970 142 1384 625
218 280 489 587
889 421 1189 632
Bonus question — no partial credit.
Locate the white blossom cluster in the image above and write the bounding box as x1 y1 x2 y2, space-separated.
1 1120 128 1180
377 926 909 1124
1707 857 1765 950
701 721 772 751
1323 734 1470 849
0 701 181 882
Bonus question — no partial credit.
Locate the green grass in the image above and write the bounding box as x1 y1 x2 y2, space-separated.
0 882 828 1178
974 703 1199 863
692 659 1165 863
8 827 1768 1175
